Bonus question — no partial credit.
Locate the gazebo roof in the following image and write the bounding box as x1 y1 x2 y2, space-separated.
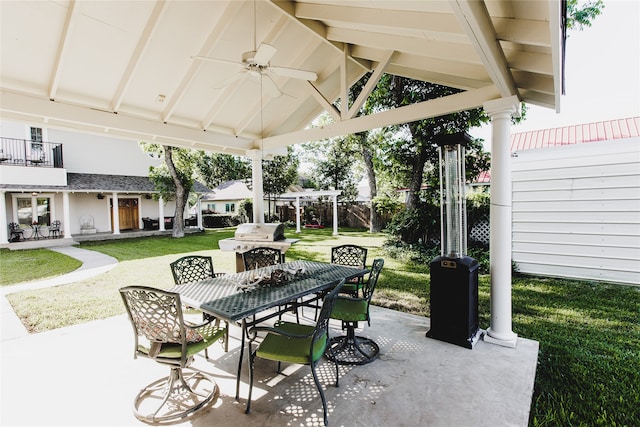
1 1 563 154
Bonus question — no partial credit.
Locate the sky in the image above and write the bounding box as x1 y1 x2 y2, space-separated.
470 0 640 144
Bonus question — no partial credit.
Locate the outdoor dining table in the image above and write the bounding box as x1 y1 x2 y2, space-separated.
171 259 368 400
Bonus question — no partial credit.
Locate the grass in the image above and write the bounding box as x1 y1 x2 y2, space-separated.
3 227 639 426
0 248 82 286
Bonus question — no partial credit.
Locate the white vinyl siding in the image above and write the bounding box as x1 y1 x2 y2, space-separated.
511 138 640 285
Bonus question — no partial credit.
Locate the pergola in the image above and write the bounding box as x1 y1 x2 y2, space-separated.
281 189 342 235
0 0 564 349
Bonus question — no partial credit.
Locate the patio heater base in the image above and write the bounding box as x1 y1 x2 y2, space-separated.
133 366 219 424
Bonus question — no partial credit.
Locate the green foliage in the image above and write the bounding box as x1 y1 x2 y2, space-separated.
302 134 362 202
372 193 403 217
263 148 299 198
140 143 196 202
466 186 490 210
384 205 439 244
238 198 252 222
382 237 440 264
566 0 604 31
202 214 242 228
195 151 251 189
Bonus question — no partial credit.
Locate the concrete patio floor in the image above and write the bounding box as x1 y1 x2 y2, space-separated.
1 305 539 427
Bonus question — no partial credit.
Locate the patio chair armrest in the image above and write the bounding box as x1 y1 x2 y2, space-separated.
184 316 218 330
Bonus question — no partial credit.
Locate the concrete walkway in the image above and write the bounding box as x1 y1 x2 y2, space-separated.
1 246 118 341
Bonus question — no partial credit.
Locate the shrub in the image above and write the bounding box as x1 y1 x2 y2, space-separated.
202 214 241 228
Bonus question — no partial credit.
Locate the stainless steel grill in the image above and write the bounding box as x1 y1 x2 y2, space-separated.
218 223 298 272
234 223 285 242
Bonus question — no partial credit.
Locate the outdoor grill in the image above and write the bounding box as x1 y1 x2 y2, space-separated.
218 223 298 272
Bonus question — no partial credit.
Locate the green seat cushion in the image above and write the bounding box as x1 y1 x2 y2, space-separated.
139 323 225 359
256 322 327 364
331 298 368 322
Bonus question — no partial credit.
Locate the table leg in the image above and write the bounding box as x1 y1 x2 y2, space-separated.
235 318 247 400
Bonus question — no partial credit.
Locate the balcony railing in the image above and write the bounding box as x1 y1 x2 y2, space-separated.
0 137 64 168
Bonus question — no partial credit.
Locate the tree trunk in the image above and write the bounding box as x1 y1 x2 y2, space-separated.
362 143 382 232
164 146 185 238
405 123 429 211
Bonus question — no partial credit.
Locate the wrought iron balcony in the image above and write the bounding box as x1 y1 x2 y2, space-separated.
0 137 64 168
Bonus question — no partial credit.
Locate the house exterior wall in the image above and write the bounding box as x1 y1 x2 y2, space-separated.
1 119 162 174
48 127 161 175
1 119 176 238
511 138 640 285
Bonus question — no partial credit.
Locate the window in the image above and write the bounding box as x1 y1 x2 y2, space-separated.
30 127 43 142
225 203 235 213
15 196 52 226
30 127 43 151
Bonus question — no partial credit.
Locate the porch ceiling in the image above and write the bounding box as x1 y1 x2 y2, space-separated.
0 0 562 156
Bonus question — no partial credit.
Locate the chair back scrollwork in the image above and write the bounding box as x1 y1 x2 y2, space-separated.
242 247 283 271
170 255 215 285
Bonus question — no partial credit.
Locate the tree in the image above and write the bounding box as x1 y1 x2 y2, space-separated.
313 136 360 201
195 152 251 189
373 75 489 211
141 143 196 238
566 0 604 31
262 147 299 220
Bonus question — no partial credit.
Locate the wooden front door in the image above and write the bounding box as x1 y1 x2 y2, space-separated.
111 198 139 230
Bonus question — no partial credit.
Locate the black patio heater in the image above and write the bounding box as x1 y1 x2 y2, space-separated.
426 132 481 349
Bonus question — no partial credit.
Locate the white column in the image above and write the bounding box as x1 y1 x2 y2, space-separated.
0 191 8 244
62 192 71 238
295 196 301 233
112 193 120 235
197 197 203 230
332 194 338 236
483 95 519 348
247 149 265 224
158 196 165 231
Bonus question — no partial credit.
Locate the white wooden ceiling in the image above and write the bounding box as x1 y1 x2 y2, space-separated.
0 0 563 156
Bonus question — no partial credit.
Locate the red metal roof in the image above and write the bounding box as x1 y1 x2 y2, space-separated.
510 116 640 152
474 116 640 183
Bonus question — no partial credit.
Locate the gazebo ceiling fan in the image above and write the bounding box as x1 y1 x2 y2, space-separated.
192 0 317 98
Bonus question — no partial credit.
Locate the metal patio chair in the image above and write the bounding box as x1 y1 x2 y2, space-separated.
119 286 226 424
242 246 283 271
8 222 24 242
246 279 345 427
327 258 384 365
242 247 299 322
331 244 368 297
48 220 61 238
170 255 229 352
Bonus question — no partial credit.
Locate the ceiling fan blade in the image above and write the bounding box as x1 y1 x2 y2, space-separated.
192 55 243 67
269 66 317 81
261 74 282 98
254 43 277 66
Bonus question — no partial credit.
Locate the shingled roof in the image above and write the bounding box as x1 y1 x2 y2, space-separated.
0 173 211 193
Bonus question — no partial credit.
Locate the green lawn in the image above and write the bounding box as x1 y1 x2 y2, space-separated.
3 227 639 426
0 248 82 286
